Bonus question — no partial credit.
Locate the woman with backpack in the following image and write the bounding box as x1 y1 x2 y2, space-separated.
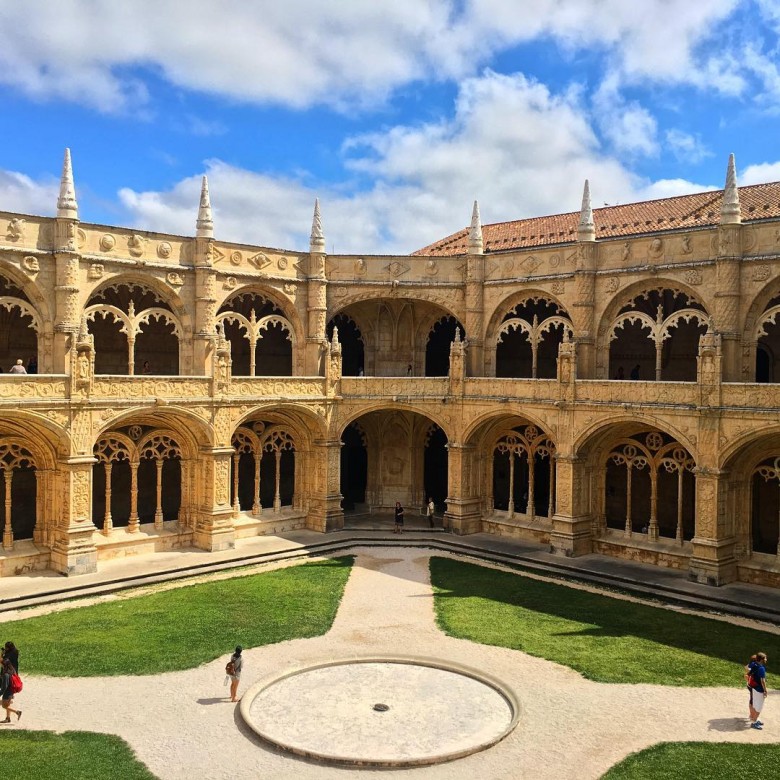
226 646 243 703
0 658 21 722
746 652 768 729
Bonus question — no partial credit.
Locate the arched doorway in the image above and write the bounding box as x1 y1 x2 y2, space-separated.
340 422 367 511
341 410 448 514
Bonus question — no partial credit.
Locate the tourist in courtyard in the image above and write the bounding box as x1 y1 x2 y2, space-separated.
8 359 26 375
0 658 21 723
26 355 37 374
142 360 152 374
746 651 768 729
614 366 625 380
394 501 404 533
226 645 243 703
427 497 435 529
2 642 18 671
630 364 641 380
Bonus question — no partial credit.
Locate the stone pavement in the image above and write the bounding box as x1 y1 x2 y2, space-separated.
3 547 776 780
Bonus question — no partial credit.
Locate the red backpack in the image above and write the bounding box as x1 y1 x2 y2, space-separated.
9 672 22 694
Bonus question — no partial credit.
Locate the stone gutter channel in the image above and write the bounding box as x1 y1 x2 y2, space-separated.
1 531 778 626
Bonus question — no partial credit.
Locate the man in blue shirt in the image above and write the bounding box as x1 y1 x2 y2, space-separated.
746 652 768 729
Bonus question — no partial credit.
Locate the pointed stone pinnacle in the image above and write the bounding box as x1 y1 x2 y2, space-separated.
196 175 214 238
468 200 483 254
310 198 325 251
721 153 741 224
578 179 595 241
57 148 78 219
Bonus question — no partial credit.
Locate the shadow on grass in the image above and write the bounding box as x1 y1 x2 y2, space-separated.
430 556 780 685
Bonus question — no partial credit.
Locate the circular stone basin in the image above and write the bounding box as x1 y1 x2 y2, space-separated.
240 657 519 767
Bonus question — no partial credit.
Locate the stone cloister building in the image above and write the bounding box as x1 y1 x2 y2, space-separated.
2 149 780 589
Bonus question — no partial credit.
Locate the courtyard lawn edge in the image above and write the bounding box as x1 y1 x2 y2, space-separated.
601 741 780 779
430 556 780 686
2 555 353 677
0 730 158 780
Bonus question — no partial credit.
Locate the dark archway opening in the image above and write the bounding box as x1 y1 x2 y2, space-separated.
752 472 780 554
327 315 364 376
424 425 448 509
256 322 293 376
340 423 367 511
425 317 463 377
757 345 772 383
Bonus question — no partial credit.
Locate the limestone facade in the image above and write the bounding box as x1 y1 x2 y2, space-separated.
1 151 780 588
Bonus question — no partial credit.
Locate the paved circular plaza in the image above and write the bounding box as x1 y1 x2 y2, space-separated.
242 657 518 766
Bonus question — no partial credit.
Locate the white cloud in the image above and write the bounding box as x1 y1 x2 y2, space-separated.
120 71 716 254
665 129 712 164
0 0 747 112
0 169 57 217
741 160 780 185
593 78 658 157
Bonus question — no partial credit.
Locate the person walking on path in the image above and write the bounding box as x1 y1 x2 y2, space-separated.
2 642 18 672
394 502 404 534
0 658 21 723
226 646 243 703
427 497 435 529
746 652 768 729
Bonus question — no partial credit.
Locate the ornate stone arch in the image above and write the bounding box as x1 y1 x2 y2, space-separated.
84 279 185 375
484 291 573 378
597 281 710 380
217 287 301 376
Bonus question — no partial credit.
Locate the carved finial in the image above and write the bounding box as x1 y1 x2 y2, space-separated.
128 300 136 318
454 326 462 343
468 200 483 254
196 175 214 238
57 148 79 219
578 179 595 241
331 325 340 344
310 198 325 253
78 316 89 341
721 153 740 225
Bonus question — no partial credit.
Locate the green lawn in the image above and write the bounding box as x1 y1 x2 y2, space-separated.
430 557 779 686
4 556 352 676
0 731 157 779
602 742 780 779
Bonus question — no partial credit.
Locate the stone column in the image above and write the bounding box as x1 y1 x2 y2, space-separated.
193 237 217 376
549 454 592 557
53 242 81 376
689 467 737 586
444 442 481 534
572 243 597 378
465 256 484 377
714 226 742 382
50 456 99 576
307 439 344 531
192 446 236 551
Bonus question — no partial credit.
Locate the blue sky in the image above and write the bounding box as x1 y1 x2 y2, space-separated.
1 0 779 254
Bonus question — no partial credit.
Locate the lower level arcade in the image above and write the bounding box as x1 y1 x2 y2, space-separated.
0 407 779 588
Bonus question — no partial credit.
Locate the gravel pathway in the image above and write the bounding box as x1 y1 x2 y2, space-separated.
9 548 775 779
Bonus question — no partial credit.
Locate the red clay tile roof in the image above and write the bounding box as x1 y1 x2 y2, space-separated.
412 182 780 256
